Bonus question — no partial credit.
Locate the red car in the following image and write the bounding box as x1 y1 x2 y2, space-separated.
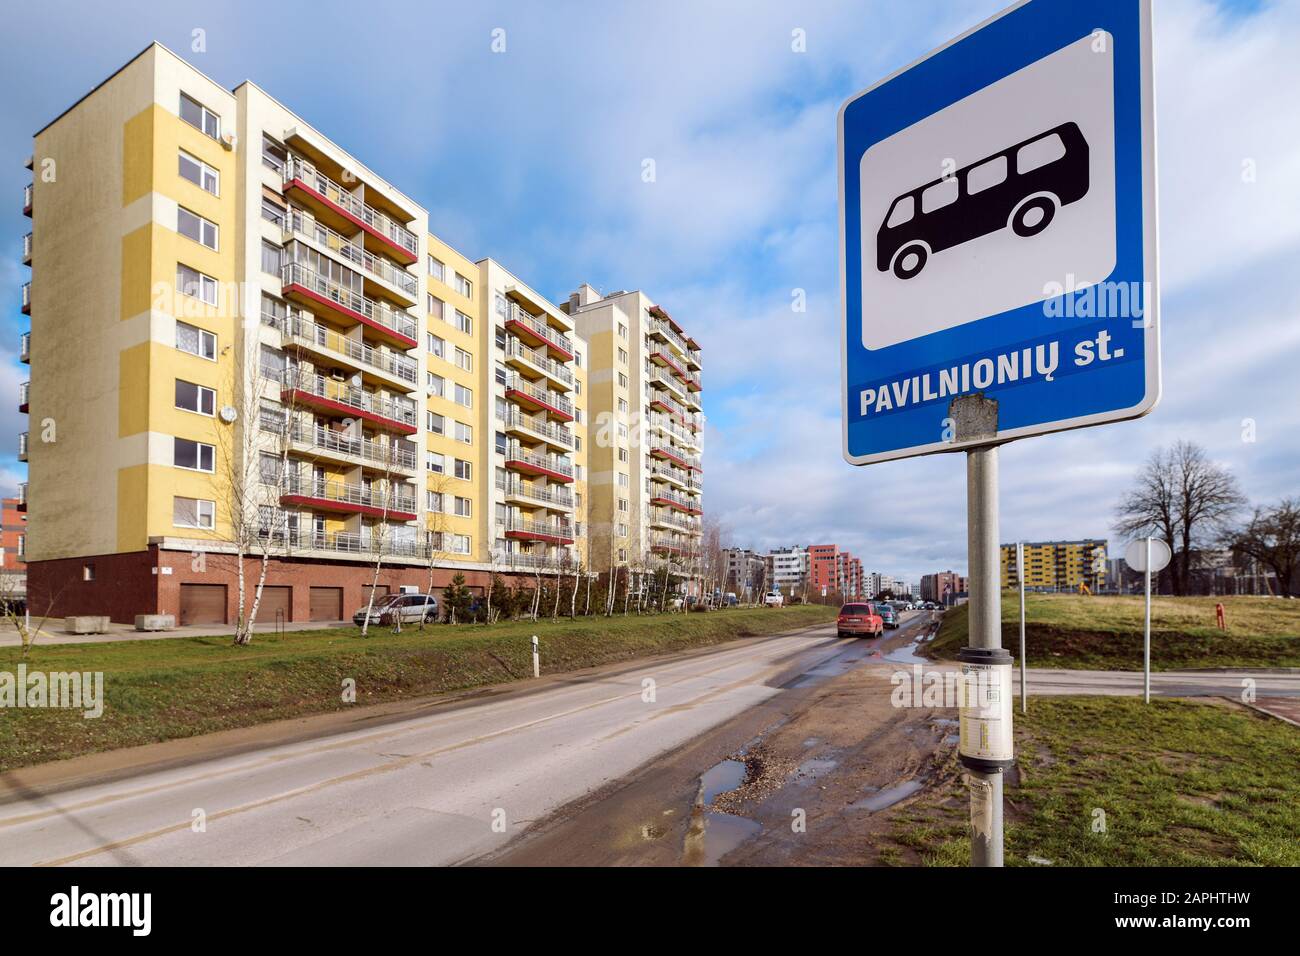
837 602 883 639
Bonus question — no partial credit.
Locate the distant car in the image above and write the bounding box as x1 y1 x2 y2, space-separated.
876 603 899 629
837 602 883 639
764 591 785 607
353 593 439 626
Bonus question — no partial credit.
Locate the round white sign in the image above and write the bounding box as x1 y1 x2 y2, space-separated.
1125 538 1171 573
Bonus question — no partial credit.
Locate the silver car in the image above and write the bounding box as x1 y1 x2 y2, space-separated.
353 593 439 626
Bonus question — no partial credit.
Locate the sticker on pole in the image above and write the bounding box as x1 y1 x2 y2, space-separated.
839 0 1159 464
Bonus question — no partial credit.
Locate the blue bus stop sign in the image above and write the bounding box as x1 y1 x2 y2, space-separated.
839 0 1158 464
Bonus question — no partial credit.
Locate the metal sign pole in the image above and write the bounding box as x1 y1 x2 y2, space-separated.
965 444 1006 867
1144 537 1152 704
1018 540 1026 715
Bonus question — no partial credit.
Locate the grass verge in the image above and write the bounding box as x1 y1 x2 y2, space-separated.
926 594 1300 670
0 605 836 773
887 696 1300 866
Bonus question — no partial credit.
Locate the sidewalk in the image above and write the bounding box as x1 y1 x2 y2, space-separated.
0 618 351 648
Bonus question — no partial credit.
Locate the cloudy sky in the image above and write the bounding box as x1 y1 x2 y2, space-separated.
3 0 1296 583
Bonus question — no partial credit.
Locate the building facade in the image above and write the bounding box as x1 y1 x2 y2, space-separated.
564 284 703 577
1001 539 1108 592
920 570 967 605
18 44 659 624
766 546 808 597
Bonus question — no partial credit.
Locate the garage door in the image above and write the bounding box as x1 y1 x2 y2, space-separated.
179 584 227 626
309 587 343 622
258 586 292 623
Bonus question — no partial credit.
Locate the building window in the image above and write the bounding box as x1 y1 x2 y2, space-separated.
180 93 221 139
454 310 473 335
618 348 628 365
178 150 219 195
427 490 444 513
454 273 472 297
175 379 216 416
454 459 472 481
177 264 218 306
427 452 445 474
618 372 628 388
494 364 508 387
427 373 445 398
455 421 472 444
175 321 216 360
455 347 472 371
261 135 286 172
261 240 283 276
178 207 218 250
173 496 216 530
448 534 471 555
618 323 628 339
260 197 286 227
454 496 472 517
258 452 282 485
428 256 444 281
174 437 215 472
618 498 628 512
427 333 444 358
454 384 472 408
494 431 507 455
82 563 95 582
618 472 629 487
426 411 445 435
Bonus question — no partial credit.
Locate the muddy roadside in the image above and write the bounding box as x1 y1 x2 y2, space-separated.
485 612 966 866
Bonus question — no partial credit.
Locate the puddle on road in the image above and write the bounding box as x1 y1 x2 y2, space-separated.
794 757 839 782
700 759 747 804
849 780 925 812
883 640 929 665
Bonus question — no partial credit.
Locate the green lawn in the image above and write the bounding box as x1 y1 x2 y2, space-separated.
926 594 1300 670
889 697 1300 866
0 605 836 772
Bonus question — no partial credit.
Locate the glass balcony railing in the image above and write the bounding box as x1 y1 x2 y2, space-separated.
283 156 418 259
499 409 574 449
280 262 418 342
495 475 575 510
18 432 29 460
503 374 575 419
503 304 574 358
264 309 417 385
23 183 33 215
285 210 418 298
281 473 416 516
289 423 417 471
504 441 573 479
500 517 576 542
19 332 29 363
281 369 417 429
503 337 574 387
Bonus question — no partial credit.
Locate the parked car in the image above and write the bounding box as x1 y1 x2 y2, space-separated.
876 603 899 629
764 591 785 607
837 602 883 639
352 593 439 627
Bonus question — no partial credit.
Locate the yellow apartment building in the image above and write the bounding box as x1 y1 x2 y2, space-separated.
1000 539 1108 592
19 43 596 624
562 285 703 577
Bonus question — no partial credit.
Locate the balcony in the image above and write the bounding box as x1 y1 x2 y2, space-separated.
650 348 690 382
282 156 418 264
648 391 688 422
19 332 29 364
683 369 702 392
501 517 575 546
500 409 573 452
686 347 702 370
267 309 417 389
18 381 29 414
682 386 703 411
280 370 418 435
649 366 685 399
285 209 418 304
650 489 701 516
21 282 30 315
502 305 574 361
17 482 26 513
649 438 692 470
280 474 417 521
504 441 574 483
650 510 698 534
649 318 690 358
22 232 32 265
280 262 418 348
498 550 566 571
650 413 694 448
650 533 690 557
503 337 573 389
496 476 574 511
504 374 574 422
288 423 418 473
649 461 690 489
18 432 28 462
23 183 32 217
260 527 428 560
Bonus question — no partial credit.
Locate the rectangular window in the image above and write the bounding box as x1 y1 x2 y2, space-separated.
494 364 508 387
178 207 218 250
428 295 444 320
428 256 444 281
177 264 218 306
618 323 628 339
427 452 445 474
178 150 219 195
455 347 472 371
261 240 283 276
454 310 473 335
454 496 472 517
426 411 444 434
258 452 282 485
261 135 286 172
175 379 216 416
455 421 472 444
454 459 472 481
173 496 216 529
427 373 445 398
449 534 471 556
454 384 472 408
494 431 507 455
618 472 629 488
427 490 444 513
176 321 217 360
180 93 220 139
618 498 628 512
174 437 215 472
454 273 472 297
427 333 444 358
260 197 286 227
618 372 628 388
618 348 628 365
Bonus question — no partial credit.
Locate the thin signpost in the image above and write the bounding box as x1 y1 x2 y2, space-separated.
1018 541 1027 715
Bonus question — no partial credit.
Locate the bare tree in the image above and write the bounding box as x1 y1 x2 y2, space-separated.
1114 441 1245 595
421 475 455 627
359 435 406 637
1228 497 1300 598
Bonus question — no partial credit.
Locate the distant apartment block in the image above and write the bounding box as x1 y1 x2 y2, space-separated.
920 570 967 605
766 546 809 596
1001 539 1108 592
721 548 766 597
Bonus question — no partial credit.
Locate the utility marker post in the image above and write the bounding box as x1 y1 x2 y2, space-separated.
1018 540 1027 715
532 635 540 679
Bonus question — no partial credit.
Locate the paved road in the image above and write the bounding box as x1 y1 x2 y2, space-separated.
0 621 872 867
3 613 1293 867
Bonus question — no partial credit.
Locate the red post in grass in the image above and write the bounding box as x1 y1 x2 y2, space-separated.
1215 602 1226 631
